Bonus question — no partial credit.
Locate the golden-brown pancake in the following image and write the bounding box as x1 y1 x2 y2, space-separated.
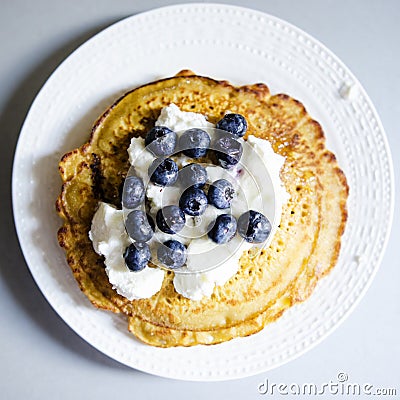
56 70 348 347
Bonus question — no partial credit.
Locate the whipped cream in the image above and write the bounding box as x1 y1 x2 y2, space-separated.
90 104 289 301
89 202 165 300
155 103 214 131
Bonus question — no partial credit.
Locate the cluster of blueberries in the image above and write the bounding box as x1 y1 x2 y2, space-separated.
122 113 271 271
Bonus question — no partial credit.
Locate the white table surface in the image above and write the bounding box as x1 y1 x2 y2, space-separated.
1 1 399 399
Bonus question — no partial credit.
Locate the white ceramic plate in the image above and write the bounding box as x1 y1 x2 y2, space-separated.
12 4 394 381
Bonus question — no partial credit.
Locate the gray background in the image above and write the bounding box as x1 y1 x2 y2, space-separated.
1 0 399 399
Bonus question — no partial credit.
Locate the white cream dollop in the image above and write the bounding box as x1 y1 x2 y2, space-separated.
127 137 155 182
89 202 165 300
155 103 214 131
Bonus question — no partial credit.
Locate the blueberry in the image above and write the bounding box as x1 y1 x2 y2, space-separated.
179 187 208 216
237 210 272 243
148 158 178 186
125 210 154 242
216 113 248 138
179 128 211 158
145 126 177 156
213 132 243 169
124 242 151 272
178 163 207 189
208 179 235 209
157 240 187 269
156 205 186 234
122 175 145 209
207 214 237 244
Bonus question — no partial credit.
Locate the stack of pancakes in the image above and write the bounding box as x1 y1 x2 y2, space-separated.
56 71 348 347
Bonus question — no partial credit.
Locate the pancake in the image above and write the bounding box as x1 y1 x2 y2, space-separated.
56 70 348 347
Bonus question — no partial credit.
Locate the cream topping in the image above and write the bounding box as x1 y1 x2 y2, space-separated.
90 104 289 301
